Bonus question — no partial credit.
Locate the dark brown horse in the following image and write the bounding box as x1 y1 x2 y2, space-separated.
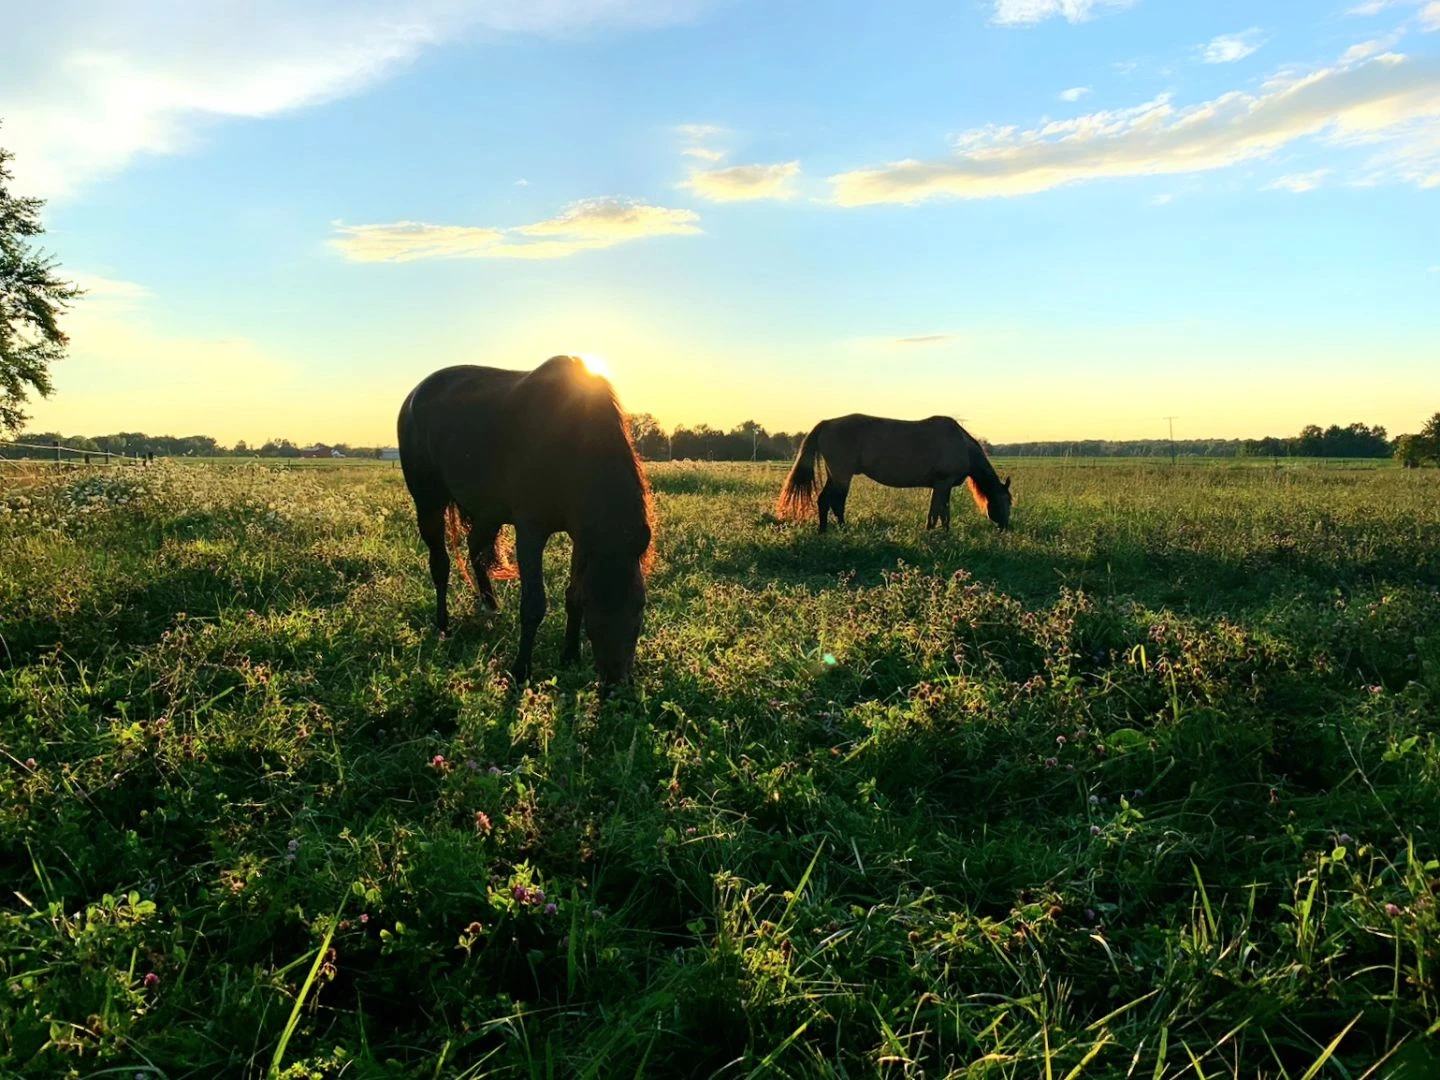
777 414 1012 533
397 356 654 688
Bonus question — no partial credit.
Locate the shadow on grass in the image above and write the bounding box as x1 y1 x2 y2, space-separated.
699 517 1440 616
1 559 368 668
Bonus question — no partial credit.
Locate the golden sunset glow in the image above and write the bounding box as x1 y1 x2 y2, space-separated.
575 353 612 380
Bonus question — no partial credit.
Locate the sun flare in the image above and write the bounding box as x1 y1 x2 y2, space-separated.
575 352 611 379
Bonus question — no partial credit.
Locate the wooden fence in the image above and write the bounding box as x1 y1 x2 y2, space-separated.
0 440 153 467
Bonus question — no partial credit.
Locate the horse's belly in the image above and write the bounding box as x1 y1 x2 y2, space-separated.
858 462 935 488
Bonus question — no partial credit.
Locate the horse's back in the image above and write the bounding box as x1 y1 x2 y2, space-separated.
396 357 614 524
822 413 970 487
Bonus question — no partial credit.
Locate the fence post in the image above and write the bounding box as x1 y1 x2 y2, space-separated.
53 440 61 466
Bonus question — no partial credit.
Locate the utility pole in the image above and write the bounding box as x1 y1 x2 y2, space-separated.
1163 416 1178 464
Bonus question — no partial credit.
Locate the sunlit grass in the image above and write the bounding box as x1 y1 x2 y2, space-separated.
2 459 1439 1077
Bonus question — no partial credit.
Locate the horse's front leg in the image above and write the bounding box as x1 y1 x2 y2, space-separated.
561 545 585 666
509 523 550 683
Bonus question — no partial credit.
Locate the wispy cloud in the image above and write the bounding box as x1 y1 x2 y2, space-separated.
671 124 800 201
891 334 961 346
1059 86 1092 102
1201 28 1266 64
675 123 730 163
680 161 801 201
675 123 726 141
330 197 702 262
1267 169 1330 192
2 1 714 199
827 53 1440 205
25 275 297 439
1350 0 1440 24
68 273 153 307
991 0 1137 27
1150 192 1174 205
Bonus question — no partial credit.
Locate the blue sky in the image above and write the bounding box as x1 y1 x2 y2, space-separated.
5 0 1439 444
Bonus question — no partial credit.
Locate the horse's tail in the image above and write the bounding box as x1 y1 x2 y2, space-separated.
776 421 826 521
444 504 477 590
443 505 520 586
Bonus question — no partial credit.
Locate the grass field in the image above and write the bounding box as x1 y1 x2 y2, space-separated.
2 458 1439 1078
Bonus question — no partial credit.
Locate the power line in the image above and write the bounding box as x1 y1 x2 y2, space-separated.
1162 416 1178 464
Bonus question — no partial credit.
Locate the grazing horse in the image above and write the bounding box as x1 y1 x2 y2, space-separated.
397 356 654 688
777 414 1012 533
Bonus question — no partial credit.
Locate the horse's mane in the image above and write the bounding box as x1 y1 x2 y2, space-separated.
961 428 1007 515
549 357 656 576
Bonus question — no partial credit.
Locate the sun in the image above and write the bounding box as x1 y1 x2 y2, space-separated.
575 353 611 379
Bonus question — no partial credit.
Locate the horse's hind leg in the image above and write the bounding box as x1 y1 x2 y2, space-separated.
928 485 953 530
830 479 851 528
561 545 585 666
509 522 550 683
467 522 501 611
415 504 451 633
818 477 851 533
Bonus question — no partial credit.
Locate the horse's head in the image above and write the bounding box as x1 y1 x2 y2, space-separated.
582 521 652 688
989 476 1013 529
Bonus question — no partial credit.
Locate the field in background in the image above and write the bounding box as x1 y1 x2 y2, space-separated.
3 459 1439 1078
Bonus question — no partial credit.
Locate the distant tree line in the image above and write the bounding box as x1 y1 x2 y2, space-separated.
626 415 805 461
991 419 1440 462
3 433 388 460
9 413 1439 465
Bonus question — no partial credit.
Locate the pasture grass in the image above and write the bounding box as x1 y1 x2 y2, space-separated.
2 458 1439 1078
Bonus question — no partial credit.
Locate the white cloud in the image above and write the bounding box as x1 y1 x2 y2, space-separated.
680 161 801 201
1350 0 1440 24
1267 169 1330 192
514 178 530 186
682 146 729 163
1342 40 1385 63
1059 86 1092 102
1201 29 1266 64
1 1 712 200
1150 192 1174 204
329 197 701 261
991 0 1136 27
827 53 1440 205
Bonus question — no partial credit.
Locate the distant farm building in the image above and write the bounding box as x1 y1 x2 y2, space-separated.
299 444 345 459
379 447 400 460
